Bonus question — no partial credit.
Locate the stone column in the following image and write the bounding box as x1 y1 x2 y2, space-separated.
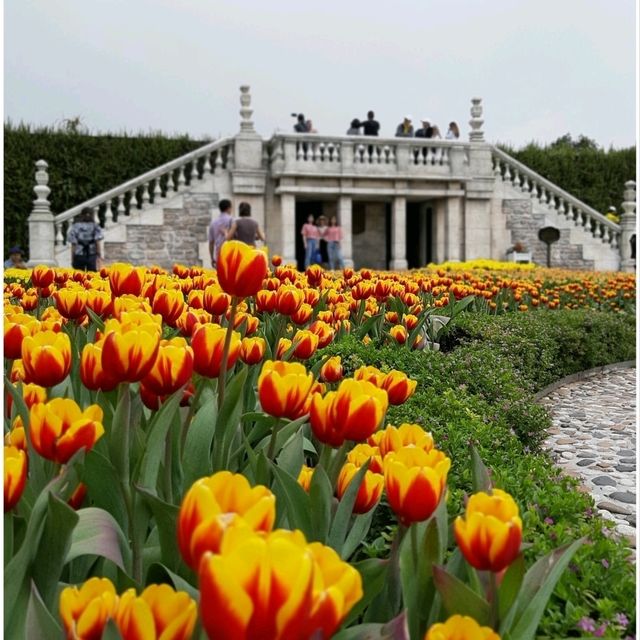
619 180 636 272
27 160 57 266
445 195 464 261
390 196 408 270
338 196 354 268
280 193 297 265
432 199 447 264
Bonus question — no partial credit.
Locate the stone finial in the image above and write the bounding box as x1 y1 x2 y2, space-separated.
622 180 636 216
619 180 636 272
469 97 484 142
32 159 52 214
239 85 255 133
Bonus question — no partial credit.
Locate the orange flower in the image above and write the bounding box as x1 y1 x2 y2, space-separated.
336 462 384 514
454 489 523 573
258 360 314 420
141 337 194 396
101 323 160 383
240 336 266 365
85 289 113 317
291 330 319 360
384 447 451 526
20 289 39 311
68 483 87 510
390 324 408 344
4 445 27 512
59 577 118 640
3 313 40 360
297 465 314 492
346 443 384 474
30 398 104 464
192 323 241 378
108 263 147 297
353 365 385 387
425 615 500 640
217 240 268 298
54 287 88 320
291 302 313 325
319 356 343 383
255 289 277 313
308 320 335 348
333 378 388 442
203 284 230 316
152 288 186 326
30 265 55 288
176 308 212 337
276 338 292 360
21 330 72 387
275 285 304 316
178 471 275 570
80 340 119 392
370 423 434 457
198 528 362 640
381 370 417 405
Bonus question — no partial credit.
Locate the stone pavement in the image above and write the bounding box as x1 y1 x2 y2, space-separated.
540 367 637 547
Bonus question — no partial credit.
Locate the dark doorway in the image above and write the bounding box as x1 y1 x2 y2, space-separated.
295 201 325 271
406 203 432 268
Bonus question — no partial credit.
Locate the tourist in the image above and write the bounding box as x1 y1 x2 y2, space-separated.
67 207 104 271
316 215 329 264
361 111 380 136
208 199 233 268
306 119 318 134
347 119 361 135
326 216 344 269
301 214 320 268
415 118 434 138
4 246 27 269
226 202 265 247
293 114 309 133
395 116 414 137
431 125 442 139
446 122 460 139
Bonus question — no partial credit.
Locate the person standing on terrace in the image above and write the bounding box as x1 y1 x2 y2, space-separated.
208 199 233 268
361 111 380 136
446 122 460 139
395 115 414 137
301 214 320 268
415 118 434 138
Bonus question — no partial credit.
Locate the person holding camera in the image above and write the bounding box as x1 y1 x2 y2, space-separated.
293 113 309 133
68 207 104 271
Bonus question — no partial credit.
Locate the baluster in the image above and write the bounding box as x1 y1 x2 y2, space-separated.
296 143 303 161
55 222 64 246
177 165 187 189
355 145 364 163
261 145 269 168
128 190 138 215
326 143 334 162
165 171 174 196
203 153 212 175
389 146 396 164
226 146 235 170
572 207 581 226
141 183 151 208
599 222 606 240
308 142 315 162
440 147 449 166
503 164 512 183
493 158 502 177
153 178 162 203
117 194 126 221
521 175 531 193
539 188 548 205
214 151 224 174
104 199 114 226
191 160 200 183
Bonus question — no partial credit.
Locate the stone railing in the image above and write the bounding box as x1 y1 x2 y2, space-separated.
491 146 621 247
52 136 234 249
268 134 470 176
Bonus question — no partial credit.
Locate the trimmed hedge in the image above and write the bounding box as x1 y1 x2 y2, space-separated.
313 309 636 639
3 123 203 257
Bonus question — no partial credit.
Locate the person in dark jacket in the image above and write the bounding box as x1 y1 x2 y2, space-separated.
361 111 380 136
226 202 265 247
415 118 434 138
395 116 414 137
293 113 309 133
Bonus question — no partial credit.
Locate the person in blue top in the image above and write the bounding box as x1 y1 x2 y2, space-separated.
4 246 27 269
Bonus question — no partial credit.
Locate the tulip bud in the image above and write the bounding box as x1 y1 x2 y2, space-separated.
108 263 147 297
217 240 269 298
319 356 343 383
152 288 186 326
240 336 266 365
21 330 72 387
258 360 314 420
425 615 501 640
336 462 384 514
381 370 417 405
4 445 27 512
192 323 241 378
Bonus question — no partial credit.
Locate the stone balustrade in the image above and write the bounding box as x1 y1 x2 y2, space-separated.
269 134 469 177
491 146 621 248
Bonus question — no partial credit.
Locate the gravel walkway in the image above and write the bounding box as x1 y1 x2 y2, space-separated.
540 367 636 547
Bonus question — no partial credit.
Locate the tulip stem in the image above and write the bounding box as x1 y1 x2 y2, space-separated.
318 443 332 472
388 523 408 615
487 570 499 628
217 296 239 411
410 523 419 571
180 378 205 452
267 418 282 462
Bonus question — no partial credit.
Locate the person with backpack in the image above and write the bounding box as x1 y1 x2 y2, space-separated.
67 207 104 271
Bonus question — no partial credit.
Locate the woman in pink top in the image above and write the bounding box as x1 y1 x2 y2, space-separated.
326 216 344 270
301 214 320 268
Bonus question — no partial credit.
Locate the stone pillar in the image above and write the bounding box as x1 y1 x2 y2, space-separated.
280 193 297 265
463 197 492 259
27 160 57 266
432 199 447 264
469 97 484 142
390 196 408 270
445 195 464 261
619 180 636 272
338 196 354 268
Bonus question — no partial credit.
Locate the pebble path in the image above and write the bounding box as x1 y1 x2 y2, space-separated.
540 367 636 547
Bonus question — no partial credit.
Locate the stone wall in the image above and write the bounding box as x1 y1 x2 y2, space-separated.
104 193 214 267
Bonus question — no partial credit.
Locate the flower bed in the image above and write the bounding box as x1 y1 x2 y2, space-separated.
3 251 636 639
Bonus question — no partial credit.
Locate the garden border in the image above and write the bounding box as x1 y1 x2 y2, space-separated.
533 360 637 400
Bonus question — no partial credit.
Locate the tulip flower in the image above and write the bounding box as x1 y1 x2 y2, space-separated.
198 528 362 640
297 465 314 492
54 287 88 320
21 330 72 387
101 323 161 383
59 577 118 640
5 383 46 420
152 288 186 326
86 289 112 317
112 294 153 319
308 320 335 348
203 284 230 315
370 423 434 457
178 471 275 570
4 445 27 512
319 356 343 383
274 285 304 316
346 443 384 474
333 378 388 442
30 265 55 288
80 340 119 392
306 264 323 286
454 489 523 573
68 483 87 510
20 290 39 311
256 289 277 313
291 302 313 325
217 240 268 298
275 338 293 360
191 323 241 378
141 337 194 396
353 365 385 387
381 370 417 405
389 324 408 345
108 263 147 297
258 360 314 420
384 446 451 526
116 584 197 640
336 462 384 514
240 336 266 365
4 313 40 360
291 330 319 360
176 308 212 336
424 615 501 640
30 398 104 464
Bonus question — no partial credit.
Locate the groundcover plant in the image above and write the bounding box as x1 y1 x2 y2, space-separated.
3 245 636 639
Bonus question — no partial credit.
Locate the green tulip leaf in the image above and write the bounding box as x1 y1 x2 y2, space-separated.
25 581 63 640
432 564 491 626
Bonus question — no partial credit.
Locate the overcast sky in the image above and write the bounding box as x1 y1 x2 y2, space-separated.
4 0 637 148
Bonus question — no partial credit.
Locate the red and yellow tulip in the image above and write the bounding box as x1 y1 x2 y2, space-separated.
258 360 314 420
424 615 501 640
217 240 269 298
141 337 194 396
4 445 27 512
191 323 241 378
21 330 72 387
